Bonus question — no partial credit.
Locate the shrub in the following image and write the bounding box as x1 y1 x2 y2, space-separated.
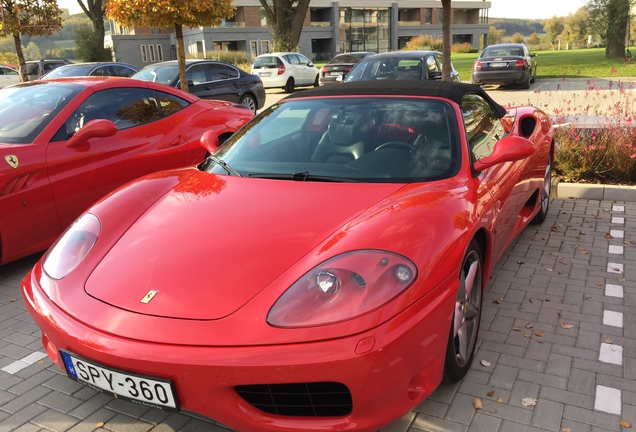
546 80 636 184
205 50 250 66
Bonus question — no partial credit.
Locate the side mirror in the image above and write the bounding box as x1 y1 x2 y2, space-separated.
66 119 117 149
308 61 314 67
473 135 535 172
200 130 220 154
429 70 442 80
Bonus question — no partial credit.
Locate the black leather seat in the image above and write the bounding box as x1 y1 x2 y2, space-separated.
311 110 368 163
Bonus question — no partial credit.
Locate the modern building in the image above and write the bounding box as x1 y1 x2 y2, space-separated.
105 0 492 69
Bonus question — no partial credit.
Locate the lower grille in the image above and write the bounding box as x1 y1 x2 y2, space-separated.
235 382 352 417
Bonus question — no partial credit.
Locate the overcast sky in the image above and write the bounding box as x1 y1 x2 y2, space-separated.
489 0 586 19
59 0 588 21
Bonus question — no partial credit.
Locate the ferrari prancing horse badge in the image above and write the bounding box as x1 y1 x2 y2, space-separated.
4 155 18 169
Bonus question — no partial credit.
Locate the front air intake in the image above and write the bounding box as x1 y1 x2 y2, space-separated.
235 382 353 417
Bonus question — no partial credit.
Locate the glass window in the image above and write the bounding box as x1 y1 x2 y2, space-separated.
461 94 505 161
58 88 165 139
141 45 148 63
186 65 207 85
207 63 227 81
156 44 164 61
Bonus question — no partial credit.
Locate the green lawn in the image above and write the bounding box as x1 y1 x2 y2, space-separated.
452 47 636 81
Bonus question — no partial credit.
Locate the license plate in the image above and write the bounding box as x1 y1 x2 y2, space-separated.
60 350 178 411
259 72 271 77
328 72 343 76
489 62 507 68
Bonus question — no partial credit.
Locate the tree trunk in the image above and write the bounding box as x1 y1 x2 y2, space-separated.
14 32 28 82
77 0 105 44
441 0 452 81
259 0 311 52
605 0 629 58
175 24 189 92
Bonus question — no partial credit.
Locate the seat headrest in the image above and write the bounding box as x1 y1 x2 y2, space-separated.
327 110 359 145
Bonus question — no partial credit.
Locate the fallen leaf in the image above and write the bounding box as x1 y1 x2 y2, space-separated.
620 419 631 428
561 323 575 329
525 323 534 329
618 278 626 282
473 398 483 410
497 397 504 404
546 268 553 272
551 225 559 232
529 298 534 303
96 423 105 428
563 428 571 432
605 338 614 344
487 390 495 397
605 233 614 239
585 296 592 300
535 331 545 337
524 333 533 338
521 398 537 407
517 260 525 265
493 298 504 304
481 360 491 367
11 298 18 302
596 281 603 286
624 241 634 245
612 267 621 272
529 236 535 241
513 327 521 332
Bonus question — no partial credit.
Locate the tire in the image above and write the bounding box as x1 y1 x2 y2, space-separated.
239 94 257 114
313 74 320 87
530 66 537 84
520 72 531 89
284 78 295 93
530 154 552 225
443 239 483 384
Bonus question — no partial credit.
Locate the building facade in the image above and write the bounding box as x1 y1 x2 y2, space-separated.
105 0 491 70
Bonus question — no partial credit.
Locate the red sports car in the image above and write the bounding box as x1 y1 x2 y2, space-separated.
22 81 554 432
1 77 253 264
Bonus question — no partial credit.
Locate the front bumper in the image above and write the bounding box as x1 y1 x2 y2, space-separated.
22 266 456 432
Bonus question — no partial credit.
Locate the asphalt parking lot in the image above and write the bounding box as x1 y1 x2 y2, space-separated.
1 80 635 432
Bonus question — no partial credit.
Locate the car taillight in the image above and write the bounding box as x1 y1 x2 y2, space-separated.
278 64 286 76
473 61 482 71
320 66 328 73
514 59 527 69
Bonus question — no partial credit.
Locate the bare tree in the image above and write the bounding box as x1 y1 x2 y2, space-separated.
258 0 311 52
441 0 452 81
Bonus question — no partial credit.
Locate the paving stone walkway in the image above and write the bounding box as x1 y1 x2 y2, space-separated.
0 198 634 432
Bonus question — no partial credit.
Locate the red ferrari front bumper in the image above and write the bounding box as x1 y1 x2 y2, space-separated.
22 268 456 432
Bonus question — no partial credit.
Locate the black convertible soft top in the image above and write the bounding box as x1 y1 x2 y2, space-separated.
284 80 507 118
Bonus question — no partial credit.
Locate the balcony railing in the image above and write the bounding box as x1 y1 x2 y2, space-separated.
310 21 331 27
398 20 421 26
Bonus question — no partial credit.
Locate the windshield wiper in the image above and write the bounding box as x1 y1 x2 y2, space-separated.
208 154 241 177
248 172 356 182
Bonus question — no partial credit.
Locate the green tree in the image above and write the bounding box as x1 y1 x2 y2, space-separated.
0 0 64 81
107 0 235 92
74 23 111 61
258 0 311 52
510 32 525 43
587 0 633 58
562 7 589 47
528 32 541 46
488 25 505 45
543 16 565 47
22 40 41 59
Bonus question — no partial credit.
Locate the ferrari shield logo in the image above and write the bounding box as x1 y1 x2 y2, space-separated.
4 155 18 169
140 290 158 304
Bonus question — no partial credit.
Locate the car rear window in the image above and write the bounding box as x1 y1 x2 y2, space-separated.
253 57 280 69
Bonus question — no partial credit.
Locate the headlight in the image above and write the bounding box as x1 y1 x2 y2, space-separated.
267 250 417 328
43 213 100 280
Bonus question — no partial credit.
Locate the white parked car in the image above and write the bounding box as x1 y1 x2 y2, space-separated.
0 65 19 88
251 52 319 93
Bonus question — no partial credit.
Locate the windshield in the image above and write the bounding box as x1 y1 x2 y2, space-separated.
253 56 280 69
0 82 83 144
44 65 91 78
345 58 423 81
202 97 460 183
132 64 178 85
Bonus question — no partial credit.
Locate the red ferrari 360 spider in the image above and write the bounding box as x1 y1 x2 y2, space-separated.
1 77 253 265
23 81 554 431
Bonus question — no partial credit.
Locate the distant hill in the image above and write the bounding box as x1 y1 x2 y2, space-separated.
490 18 545 37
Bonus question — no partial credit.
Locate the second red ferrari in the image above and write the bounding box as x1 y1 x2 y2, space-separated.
1 77 253 265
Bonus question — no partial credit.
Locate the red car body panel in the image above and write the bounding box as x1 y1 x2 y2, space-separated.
22 81 554 431
1 77 253 264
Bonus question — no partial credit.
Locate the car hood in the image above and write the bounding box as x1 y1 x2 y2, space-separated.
85 172 406 320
